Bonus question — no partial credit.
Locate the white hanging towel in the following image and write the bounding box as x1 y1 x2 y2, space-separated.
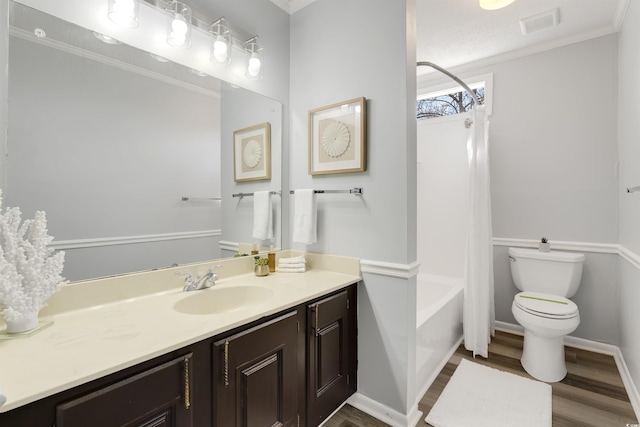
252 191 273 240
292 189 317 244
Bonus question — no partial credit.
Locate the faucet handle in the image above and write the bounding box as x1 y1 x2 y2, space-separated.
176 271 194 281
176 271 198 291
207 265 223 279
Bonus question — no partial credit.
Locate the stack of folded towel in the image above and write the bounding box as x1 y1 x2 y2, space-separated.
278 255 306 273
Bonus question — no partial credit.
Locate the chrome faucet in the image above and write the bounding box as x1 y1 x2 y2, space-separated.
177 265 222 292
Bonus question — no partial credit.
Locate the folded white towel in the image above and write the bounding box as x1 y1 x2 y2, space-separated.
252 191 273 240
278 266 306 273
292 189 317 244
278 262 306 269
278 256 306 265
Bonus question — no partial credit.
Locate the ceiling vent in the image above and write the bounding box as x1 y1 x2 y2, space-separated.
519 8 560 35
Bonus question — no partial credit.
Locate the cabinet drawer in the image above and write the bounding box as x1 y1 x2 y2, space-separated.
56 354 194 427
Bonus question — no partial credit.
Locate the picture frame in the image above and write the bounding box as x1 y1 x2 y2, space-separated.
308 97 366 175
233 122 271 182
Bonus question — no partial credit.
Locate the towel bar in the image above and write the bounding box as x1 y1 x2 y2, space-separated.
181 197 221 201
289 188 363 195
232 191 280 198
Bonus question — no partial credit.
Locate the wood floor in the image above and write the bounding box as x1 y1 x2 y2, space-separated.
323 331 639 427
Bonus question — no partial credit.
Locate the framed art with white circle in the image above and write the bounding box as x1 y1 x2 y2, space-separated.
308 97 366 175
234 122 271 182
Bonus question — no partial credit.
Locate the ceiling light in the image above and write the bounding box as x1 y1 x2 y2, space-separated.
479 0 515 11
107 0 139 28
210 18 231 65
164 1 192 49
244 36 263 80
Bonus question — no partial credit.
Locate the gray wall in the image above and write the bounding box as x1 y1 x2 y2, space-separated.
290 0 416 264
419 34 621 345
220 84 283 249
0 0 6 191
290 0 419 419
8 36 222 280
618 0 640 397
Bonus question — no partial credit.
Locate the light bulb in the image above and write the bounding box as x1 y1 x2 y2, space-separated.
248 53 261 77
213 36 229 63
114 0 134 14
167 11 190 48
171 15 188 34
108 0 138 28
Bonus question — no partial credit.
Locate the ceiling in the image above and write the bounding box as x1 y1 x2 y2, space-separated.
416 0 627 76
270 0 627 77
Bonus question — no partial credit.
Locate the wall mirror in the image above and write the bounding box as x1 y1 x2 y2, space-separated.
6 1 282 281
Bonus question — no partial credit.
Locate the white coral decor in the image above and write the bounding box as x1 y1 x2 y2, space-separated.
0 190 65 331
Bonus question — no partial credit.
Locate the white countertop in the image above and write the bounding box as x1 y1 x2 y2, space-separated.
0 252 361 412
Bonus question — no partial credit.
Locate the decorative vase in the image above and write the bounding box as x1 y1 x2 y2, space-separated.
254 265 269 277
539 242 551 253
5 311 39 334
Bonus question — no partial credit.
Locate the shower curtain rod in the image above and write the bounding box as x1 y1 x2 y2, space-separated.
417 61 480 106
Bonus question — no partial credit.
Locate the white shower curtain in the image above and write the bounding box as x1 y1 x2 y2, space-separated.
463 104 495 358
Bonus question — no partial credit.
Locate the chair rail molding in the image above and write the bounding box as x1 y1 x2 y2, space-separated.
493 237 640 271
50 230 221 250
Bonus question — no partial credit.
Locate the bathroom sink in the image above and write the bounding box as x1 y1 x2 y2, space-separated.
173 285 275 315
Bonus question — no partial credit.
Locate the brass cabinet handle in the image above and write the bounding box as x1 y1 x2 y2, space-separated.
183 355 191 410
224 340 230 387
315 304 319 336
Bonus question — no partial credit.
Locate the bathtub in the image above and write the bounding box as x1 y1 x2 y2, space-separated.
416 274 464 399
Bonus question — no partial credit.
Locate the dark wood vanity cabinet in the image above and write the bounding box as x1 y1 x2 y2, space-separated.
0 284 357 427
306 287 357 427
212 310 300 427
56 354 194 427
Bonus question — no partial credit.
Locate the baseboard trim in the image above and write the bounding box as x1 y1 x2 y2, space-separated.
346 393 423 427
495 321 640 421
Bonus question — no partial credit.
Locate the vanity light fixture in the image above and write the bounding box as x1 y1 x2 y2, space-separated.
210 17 231 65
107 0 140 28
244 36 263 79
164 1 192 49
479 0 515 10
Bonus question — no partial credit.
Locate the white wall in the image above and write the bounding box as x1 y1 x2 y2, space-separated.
417 115 470 279
618 0 640 397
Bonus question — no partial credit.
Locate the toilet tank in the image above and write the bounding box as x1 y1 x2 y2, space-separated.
508 247 585 298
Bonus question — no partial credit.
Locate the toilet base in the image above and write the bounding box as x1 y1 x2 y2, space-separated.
521 330 567 383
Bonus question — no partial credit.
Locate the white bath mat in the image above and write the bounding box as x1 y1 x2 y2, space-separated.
425 358 552 427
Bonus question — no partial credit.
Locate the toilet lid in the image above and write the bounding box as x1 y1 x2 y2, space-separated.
514 292 578 319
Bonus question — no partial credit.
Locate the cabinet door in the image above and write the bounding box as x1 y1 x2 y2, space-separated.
213 310 299 427
307 288 357 426
56 353 194 427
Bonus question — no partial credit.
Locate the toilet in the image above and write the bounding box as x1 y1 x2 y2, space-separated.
508 247 585 382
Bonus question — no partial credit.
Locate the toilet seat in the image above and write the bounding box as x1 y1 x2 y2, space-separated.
514 292 578 319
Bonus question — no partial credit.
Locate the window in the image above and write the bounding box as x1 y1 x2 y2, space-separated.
417 73 493 121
